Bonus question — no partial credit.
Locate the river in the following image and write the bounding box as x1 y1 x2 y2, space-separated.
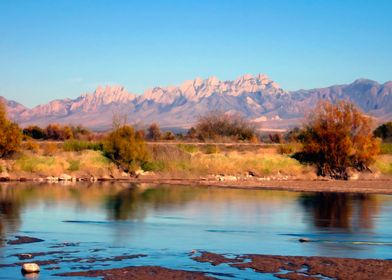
0 182 391 279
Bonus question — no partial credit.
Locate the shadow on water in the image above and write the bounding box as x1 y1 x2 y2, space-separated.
299 192 379 231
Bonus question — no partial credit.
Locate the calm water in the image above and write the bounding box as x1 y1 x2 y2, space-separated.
0 182 392 279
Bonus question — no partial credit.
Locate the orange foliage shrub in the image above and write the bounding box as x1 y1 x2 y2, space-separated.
295 101 380 180
0 102 21 158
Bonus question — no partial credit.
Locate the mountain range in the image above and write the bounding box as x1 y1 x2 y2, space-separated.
2 74 391 131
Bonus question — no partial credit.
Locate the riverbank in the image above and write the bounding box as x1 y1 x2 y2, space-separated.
1 143 391 194
192 251 392 280
1 177 391 195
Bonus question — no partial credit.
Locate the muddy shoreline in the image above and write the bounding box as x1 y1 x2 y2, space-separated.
6 245 391 280
2 177 391 194
192 251 392 280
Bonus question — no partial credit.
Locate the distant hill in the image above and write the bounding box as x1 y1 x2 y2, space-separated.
2 74 391 131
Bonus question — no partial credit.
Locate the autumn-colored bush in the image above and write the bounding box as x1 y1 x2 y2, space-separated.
22 140 40 153
195 111 257 141
44 124 75 140
103 125 149 172
294 101 380 180
42 142 59 156
147 123 161 141
0 102 21 158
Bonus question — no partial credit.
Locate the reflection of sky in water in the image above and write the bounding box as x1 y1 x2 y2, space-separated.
0 183 392 279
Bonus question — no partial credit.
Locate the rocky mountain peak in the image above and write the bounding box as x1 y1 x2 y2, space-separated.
71 85 136 112
3 74 390 130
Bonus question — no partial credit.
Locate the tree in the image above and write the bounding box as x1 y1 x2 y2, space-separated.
71 125 92 140
0 102 21 158
23 125 46 139
269 133 282 143
103 125 149 172
147 123 161 141
294 100 380 180
45 124 62 140
186 127 197 139
373 122 392 143
195 111 256 141
162 131 175 140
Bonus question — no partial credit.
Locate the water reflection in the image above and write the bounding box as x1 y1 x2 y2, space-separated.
300 193 379 231
0 188 22 244
0 182 301 242
105 186 197 220
0 182 387 246
0 182 392 261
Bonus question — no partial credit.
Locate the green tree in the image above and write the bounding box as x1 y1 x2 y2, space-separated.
295 100 380 180
103 125 149 172
373 122 392 142
23 125 47 139
0 102 21 158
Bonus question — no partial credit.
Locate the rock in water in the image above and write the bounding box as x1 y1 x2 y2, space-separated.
21 263 40 273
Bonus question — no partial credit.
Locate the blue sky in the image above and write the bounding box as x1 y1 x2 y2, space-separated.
0 0 391 107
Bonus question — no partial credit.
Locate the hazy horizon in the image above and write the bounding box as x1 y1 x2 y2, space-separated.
1 0 391 107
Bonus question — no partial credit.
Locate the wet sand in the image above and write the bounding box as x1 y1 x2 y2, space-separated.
4 240 392 279
131 178 392 194
56 266 215 280
7 236 44 245
192 251 392 280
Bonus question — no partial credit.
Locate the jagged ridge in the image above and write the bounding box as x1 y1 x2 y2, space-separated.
3 74 391 130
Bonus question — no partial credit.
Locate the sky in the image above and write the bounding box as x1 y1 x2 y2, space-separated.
0 0 391 107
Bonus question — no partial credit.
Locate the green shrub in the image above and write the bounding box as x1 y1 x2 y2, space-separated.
103 125 149 172
204 145 220 154
177 144 199 154
374 122 392 143
67 159 80 171
277 144 295 155
380 143 392 155
63 140 103 152
23 125 46 139
17 155 55 172
141 161 165 171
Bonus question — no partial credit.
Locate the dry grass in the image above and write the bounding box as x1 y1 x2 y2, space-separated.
13 150 113 176
374 155 392 175
147 145 311 178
